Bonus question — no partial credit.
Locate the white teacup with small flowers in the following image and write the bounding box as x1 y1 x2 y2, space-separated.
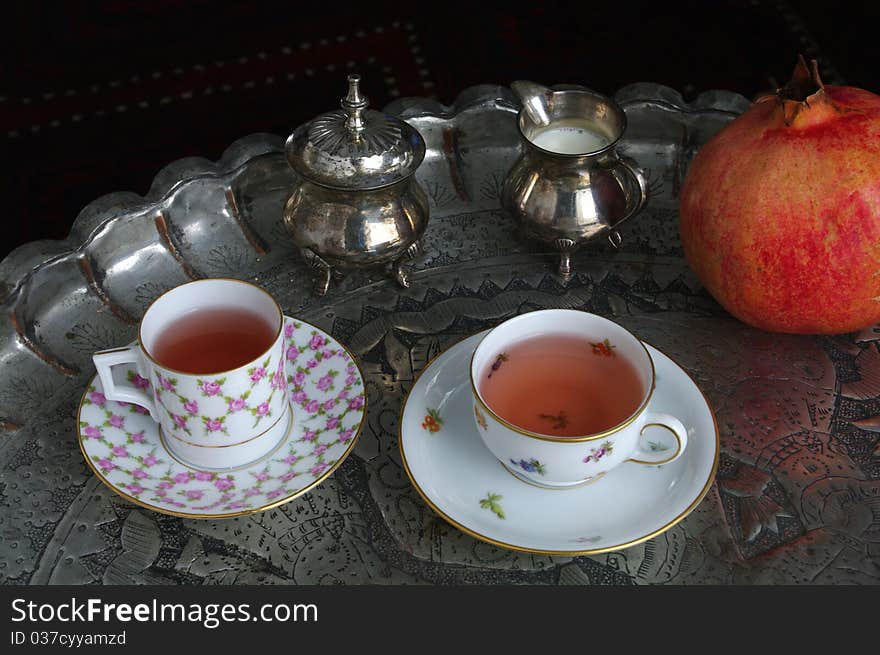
93 279 290 469
470 309 689 488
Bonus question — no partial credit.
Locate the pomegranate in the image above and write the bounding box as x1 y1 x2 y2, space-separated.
679 56 880 334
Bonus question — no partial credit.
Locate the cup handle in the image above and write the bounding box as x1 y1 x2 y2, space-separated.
92 346 159 421
626 413 688 466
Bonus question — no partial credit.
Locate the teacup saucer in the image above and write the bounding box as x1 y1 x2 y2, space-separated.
77 317 366 519
399 331 719 555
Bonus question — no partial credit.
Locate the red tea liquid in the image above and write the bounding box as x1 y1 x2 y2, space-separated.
478 334 644 436
151 307 277 374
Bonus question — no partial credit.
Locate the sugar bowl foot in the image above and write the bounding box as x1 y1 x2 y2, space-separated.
299 238 425 296
390 239 424 288
300 247 333 297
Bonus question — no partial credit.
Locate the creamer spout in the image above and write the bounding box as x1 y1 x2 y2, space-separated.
510 80 553 127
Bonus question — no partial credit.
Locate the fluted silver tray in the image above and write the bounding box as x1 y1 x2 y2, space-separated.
2 83 876 585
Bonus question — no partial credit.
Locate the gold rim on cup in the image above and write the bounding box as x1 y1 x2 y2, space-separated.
159 403 294 449
468 311 657 443
628 422 683 466
158 403 294 472
398 329 720 556
137 277 285 377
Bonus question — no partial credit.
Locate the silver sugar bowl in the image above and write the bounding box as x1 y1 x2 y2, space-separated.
283 74 429 295
502 80 648 280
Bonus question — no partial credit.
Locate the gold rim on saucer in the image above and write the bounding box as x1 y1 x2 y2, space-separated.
77 317 367 520
398 329 720 556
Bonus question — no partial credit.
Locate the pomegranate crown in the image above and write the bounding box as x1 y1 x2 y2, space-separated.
778 55 824 103
758 55 840 125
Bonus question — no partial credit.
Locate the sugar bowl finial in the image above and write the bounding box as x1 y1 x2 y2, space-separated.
341 74 368 134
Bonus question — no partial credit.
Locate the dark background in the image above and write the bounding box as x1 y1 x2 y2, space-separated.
2 1 877 258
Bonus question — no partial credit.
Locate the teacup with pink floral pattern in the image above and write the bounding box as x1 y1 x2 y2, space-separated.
92 279 290 469
79 317 366 517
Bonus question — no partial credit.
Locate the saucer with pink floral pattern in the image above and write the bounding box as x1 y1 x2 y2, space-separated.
77 317 366 518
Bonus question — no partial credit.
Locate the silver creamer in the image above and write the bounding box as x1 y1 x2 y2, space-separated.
502 81 648 280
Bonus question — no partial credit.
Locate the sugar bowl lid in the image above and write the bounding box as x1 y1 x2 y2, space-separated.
285 74 426 190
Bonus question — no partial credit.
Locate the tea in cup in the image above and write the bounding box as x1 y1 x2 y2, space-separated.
470 309 687 488
92 279 290 470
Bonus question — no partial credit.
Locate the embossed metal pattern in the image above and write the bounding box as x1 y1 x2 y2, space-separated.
1 83 876 585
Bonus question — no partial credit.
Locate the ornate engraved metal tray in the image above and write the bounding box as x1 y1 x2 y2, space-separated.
2 83 877 585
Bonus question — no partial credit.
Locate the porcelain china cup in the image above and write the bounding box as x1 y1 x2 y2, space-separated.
400 331 718 554
92 279 290 470
470 309 688 488
79 316 367 518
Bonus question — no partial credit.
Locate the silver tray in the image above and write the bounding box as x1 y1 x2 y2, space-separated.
2 83 876 585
